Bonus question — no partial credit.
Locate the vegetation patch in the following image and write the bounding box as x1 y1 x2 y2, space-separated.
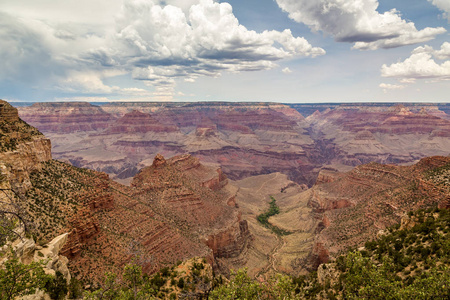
425 163 450 187
257 196 292 236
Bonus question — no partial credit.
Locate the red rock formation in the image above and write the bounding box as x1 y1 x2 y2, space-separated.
104 110 178 134
18 102 114 133
309 242 330 269
18 102 316 186
131 154 251 271
314 168 339 185
0 100 20 122
61 208 101 258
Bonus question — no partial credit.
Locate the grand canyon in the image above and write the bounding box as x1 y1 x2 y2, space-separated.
17 102 450 186
1 99 449 298
2 0 450 297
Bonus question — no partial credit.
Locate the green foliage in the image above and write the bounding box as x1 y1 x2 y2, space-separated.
257 196 292 236
333 251 450 300
68 277 83 299
303 208 450 299
45 271 68 300
177 277 185 289
209 269 300 300
0 252 51 300
85 265 156 300
209 269 264 300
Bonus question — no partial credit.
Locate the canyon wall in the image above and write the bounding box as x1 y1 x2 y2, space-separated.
0 100 52 192
18 102 316 185
18 102 450 187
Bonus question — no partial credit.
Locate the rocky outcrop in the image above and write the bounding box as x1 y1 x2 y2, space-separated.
314 168 339 185
61 208 101 258
309 242 330 269
206 219 250 259
0 100 52 192
0 100 20 122
131 154 251 274
0 233 71 298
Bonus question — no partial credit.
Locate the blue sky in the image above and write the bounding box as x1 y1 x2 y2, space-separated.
0 0 449 103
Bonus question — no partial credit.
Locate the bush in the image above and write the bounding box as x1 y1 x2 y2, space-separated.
45 271 68 300
177 278 185 289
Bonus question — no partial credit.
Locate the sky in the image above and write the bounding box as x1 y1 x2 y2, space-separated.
0 0 449 103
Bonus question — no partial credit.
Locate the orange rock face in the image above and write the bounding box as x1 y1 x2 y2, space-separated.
206 220 250 258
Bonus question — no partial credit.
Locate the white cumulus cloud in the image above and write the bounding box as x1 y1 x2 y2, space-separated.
275 0 446 50
379 83 406 93
0 0 325 100
381 42 450 81
428 0 450 21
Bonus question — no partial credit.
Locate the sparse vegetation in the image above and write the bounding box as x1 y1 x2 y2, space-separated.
0 118 43 152
25 160 99 243
85 258 212 299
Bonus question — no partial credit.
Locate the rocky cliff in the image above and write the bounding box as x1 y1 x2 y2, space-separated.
0 233 71 299
18 102 315 185
0 100 51 195
18 102 114 133
131 154 251 270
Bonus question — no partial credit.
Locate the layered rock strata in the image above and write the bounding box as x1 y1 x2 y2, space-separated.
18 102 314 185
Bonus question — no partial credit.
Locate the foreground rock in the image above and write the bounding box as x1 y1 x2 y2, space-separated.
0 233 71 300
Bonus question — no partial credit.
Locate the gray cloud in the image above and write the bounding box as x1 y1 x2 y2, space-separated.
0 0 325 100
275 0 446 50
0 13 54 83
